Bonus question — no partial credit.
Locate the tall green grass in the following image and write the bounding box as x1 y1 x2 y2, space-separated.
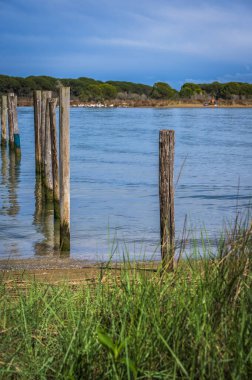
0 221 251 379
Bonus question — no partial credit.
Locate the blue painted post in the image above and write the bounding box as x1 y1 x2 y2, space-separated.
13 95 20 156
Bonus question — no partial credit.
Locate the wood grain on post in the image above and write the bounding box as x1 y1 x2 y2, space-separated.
41 91 52 176
33 90 42 173
13 95 21 156
1 95 7 146
7 93 15 149
59 87 70 251
40 92 47 174
44 98 53 199
49 98 60 219
159 130 175 271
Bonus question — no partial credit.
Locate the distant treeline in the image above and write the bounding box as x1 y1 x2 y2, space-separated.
1 74 252 101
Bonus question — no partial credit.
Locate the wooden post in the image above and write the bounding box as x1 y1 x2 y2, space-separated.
41 91 52 176
159 130 175 271
44 98 53 199
49 98 60 219
40 91 47 175
13 95 20 156
7 93 15 149
59 87 70 251
1 95 7 146
33 90 42 173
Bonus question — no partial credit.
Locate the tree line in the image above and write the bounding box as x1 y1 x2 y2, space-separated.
1 74 252 101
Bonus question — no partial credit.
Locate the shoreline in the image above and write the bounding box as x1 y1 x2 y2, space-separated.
0 257 158 270
17 98 252 108
0 257 158 286
0 257 98 271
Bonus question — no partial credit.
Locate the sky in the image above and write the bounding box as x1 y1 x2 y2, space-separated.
0 0 252 89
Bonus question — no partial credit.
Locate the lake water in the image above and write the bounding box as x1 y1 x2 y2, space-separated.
0 107 251 261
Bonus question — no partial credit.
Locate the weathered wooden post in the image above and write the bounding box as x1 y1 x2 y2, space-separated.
49 98 60 219
40 91 52 176
44 98 53 199
13 95 21 156
59 87 70 251
159 130 175 271
33 90 42 173
1 95 8 146
40 91 47 175
7 93 15 149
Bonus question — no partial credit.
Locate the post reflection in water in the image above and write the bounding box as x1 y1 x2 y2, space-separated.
8 148 20 216
33 174 64 257
0 146 21 257
0 146 20 217
0 145 8 214
1 145 8 186
0 142 67 259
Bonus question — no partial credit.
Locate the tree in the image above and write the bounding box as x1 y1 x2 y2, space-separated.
199 82 222 98
180 83 204 99
150 82 177 99
100 84 117 99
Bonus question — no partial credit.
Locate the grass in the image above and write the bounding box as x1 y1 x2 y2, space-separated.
0 219 251 379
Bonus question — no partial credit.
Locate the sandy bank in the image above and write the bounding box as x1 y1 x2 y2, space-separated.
0 257 158 286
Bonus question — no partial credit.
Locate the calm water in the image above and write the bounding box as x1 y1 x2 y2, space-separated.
0 107 251 260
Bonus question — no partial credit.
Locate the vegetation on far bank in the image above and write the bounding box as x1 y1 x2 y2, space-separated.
0 219 251 379
1 74 252 104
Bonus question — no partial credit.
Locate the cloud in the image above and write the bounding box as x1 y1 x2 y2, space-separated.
218 71 252 82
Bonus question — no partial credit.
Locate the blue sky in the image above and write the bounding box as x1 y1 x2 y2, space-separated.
0 0 252 89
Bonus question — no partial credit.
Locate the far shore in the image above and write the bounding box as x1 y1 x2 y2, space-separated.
17 98 252 108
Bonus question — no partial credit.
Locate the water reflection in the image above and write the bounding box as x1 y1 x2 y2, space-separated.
0 146 21 257
0 145 8 214
1 145 8 186
0 146 20 217
1 142 67 258
8 149 20 216
33 174 63 257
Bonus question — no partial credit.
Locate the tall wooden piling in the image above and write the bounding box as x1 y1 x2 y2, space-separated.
40 92 47 174
1 95 7 146
7 93 15 149
59 87 70 251
41 91 52 176
159 130 175 271
49 98 60 219
13 95 20 155
44 98 53 199
33 90 42 173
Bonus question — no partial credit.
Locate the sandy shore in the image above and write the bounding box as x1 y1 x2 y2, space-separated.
0 257 158 287
0 257 98 271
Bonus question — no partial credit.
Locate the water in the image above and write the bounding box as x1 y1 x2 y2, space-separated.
0 107 252 261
